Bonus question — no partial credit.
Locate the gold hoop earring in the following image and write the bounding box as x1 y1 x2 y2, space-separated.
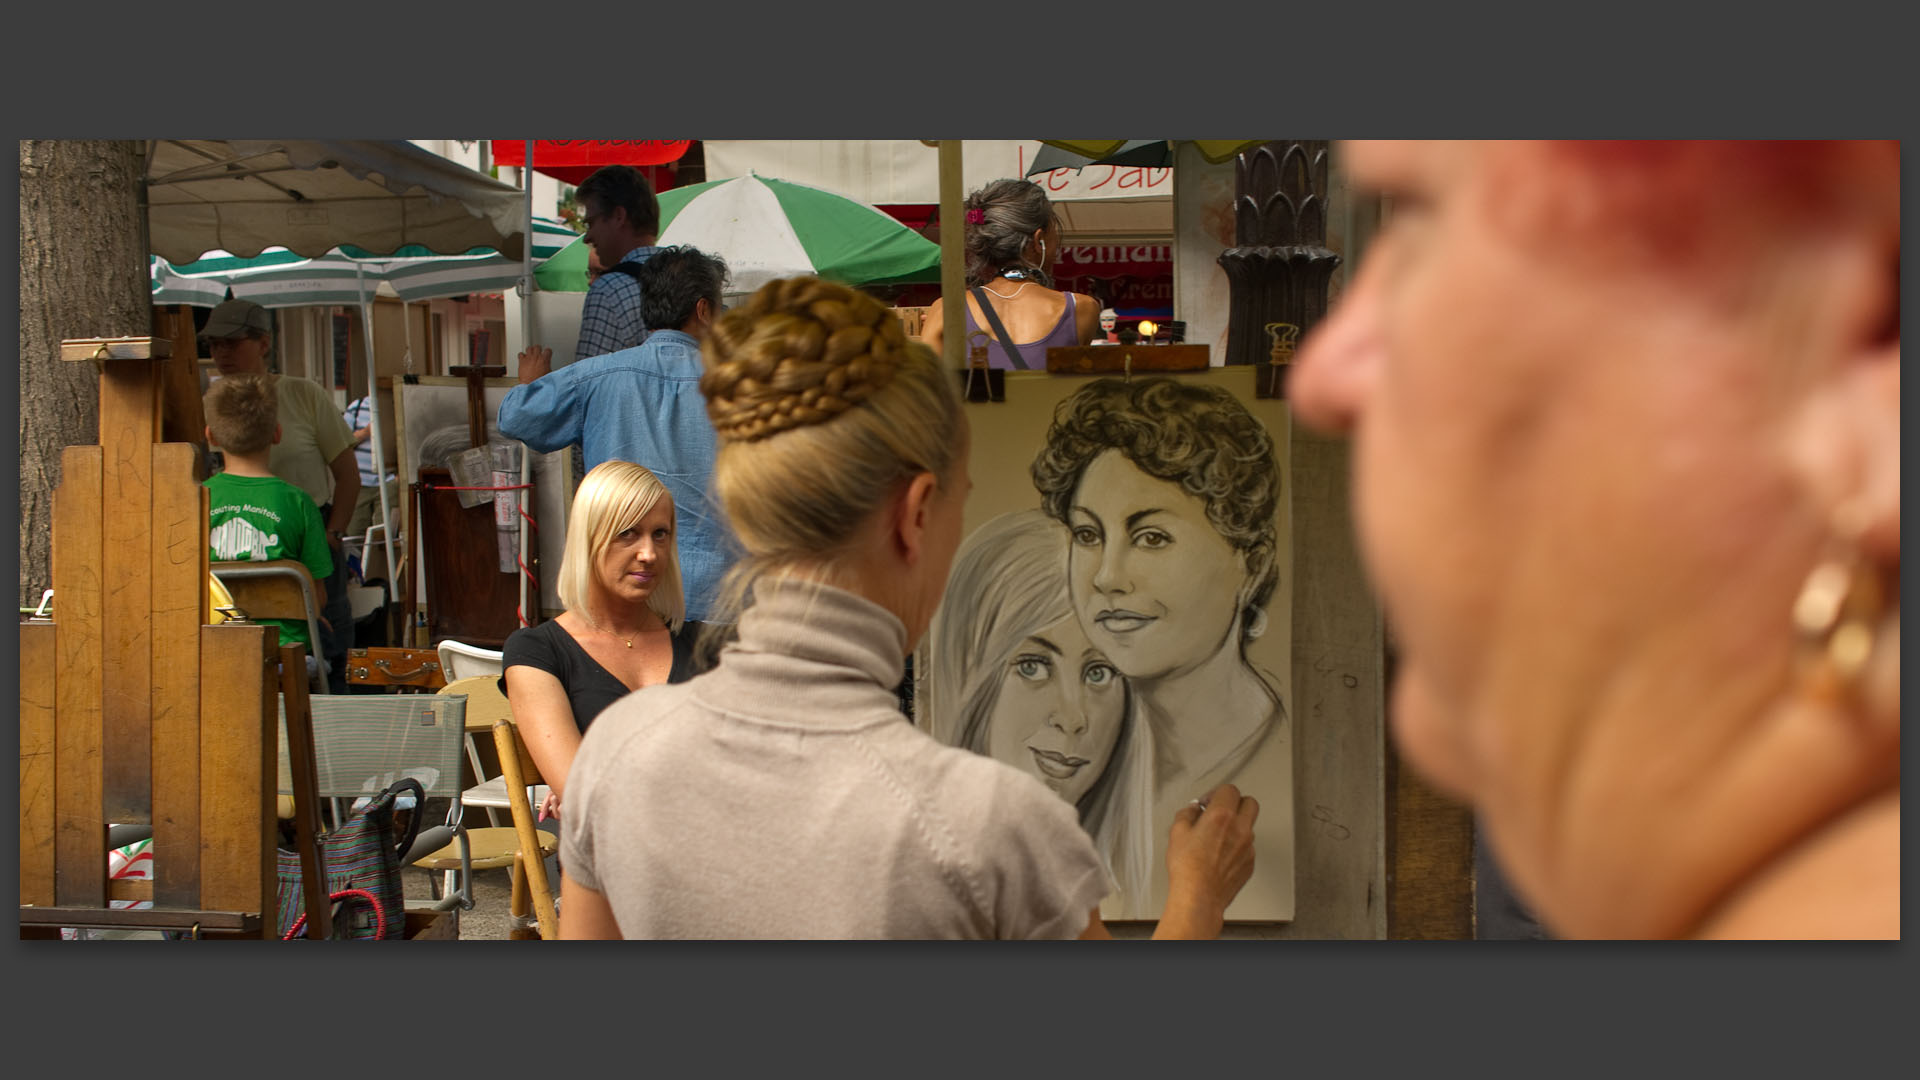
1792 544 1892 700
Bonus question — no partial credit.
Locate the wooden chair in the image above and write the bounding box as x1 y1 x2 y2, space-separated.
492 717 558 939
211 560 329 693
440 674 511 827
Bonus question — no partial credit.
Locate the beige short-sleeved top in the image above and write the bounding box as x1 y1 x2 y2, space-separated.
268 375 355 508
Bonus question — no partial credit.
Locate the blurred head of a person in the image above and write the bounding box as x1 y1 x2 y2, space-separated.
1290 141 1900 938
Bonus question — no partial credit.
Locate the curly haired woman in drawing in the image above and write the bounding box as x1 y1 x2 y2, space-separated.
1032 377 1285 837
919 178 1101 368
922 509 1152 907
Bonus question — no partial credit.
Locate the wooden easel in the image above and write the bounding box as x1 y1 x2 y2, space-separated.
404 365 538 650
18 335 331 939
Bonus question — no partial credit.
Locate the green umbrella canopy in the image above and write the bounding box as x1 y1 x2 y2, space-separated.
538 175 942 295
152 219 582 306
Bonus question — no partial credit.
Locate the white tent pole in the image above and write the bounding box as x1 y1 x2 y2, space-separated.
355 262 398 583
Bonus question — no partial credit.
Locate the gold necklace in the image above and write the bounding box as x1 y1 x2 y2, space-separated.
580 612 656 648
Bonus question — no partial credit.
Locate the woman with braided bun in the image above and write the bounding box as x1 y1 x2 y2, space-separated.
556 276 1256 939
920 178 1102 369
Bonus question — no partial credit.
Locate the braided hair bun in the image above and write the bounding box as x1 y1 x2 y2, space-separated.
701 277 911 443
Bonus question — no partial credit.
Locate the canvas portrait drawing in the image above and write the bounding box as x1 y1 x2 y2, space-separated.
919 370 1294 921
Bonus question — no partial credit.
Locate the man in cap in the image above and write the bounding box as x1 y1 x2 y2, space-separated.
202 298 360 692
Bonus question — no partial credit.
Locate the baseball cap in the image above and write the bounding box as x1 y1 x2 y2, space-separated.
202 299 272 339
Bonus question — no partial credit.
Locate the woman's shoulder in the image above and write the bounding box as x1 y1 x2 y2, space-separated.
504 618 574 663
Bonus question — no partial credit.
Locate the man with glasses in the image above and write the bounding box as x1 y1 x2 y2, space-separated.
501 247 739 623
573 164 662 361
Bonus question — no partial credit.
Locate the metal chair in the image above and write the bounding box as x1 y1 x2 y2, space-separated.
212 560 329 693
274 693 550 920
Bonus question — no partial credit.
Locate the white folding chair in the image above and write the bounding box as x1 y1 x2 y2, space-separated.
437 639 505 681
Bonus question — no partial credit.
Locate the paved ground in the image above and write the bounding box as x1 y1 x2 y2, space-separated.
402 863 522 940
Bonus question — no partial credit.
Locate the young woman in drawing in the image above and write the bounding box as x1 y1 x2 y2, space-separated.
1031 377 1286 859
921 509 1152 907
919 178 1101 369
556 277 1256 939
499 461 706 820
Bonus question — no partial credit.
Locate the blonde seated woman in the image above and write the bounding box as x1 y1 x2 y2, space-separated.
500 460 706 819
558 277 1255 939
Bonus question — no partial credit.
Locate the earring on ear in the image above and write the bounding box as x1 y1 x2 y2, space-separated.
1792 514 1896 702
1243 604 1268 641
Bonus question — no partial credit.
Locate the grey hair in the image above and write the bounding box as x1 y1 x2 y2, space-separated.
963 178 1060 287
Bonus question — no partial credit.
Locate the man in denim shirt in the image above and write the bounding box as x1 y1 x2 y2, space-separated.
500 247 738 622
574 165 662 361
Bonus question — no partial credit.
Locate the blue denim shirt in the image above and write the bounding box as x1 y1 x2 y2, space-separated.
498 329 737 623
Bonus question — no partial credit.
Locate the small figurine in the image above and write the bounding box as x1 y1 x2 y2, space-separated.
1098 307 1119 345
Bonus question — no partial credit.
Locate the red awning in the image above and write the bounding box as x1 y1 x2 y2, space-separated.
491 140 693 185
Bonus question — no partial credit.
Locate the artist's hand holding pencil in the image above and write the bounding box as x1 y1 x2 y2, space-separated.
1159 783 1258 937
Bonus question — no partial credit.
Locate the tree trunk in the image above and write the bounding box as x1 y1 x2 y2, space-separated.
18 140 148 606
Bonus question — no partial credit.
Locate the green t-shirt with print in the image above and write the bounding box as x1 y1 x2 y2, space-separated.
204 472 333 647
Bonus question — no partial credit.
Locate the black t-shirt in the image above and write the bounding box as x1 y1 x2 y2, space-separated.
499 618 706 734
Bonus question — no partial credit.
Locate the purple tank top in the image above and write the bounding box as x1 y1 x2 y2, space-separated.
962 292 1080 371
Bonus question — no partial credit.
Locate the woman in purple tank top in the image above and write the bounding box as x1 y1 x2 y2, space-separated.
920 179 1101 370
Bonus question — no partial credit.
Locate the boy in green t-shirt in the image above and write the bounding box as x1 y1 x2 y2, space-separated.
203 374 333 653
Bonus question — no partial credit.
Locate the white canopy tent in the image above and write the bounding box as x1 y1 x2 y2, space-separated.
143 139 541 627
146 140 529 262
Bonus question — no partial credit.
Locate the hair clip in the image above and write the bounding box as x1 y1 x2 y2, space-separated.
965 208 986 225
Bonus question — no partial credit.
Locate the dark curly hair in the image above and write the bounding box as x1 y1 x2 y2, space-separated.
1031 377 1281 629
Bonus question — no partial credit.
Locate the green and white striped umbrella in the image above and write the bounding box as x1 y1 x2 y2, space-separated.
652 173 941 296
149 218 581 307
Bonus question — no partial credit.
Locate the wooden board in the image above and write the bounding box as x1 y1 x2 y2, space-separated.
404 909 459 940
52 444 105 909
416 466 523 648
197 623 277 934
278 645 331 940
19 622 57 909
100 356 158 824
1385 740 1476 939
152 306 208 447
1275 423 1387 939
150 445 206 909
1043 344 1211 375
